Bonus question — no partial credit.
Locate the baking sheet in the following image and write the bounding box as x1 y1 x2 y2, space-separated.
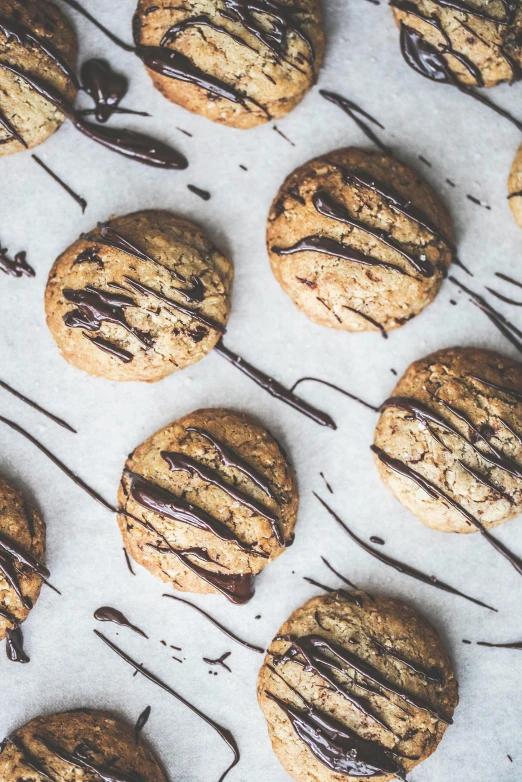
1 0 522 779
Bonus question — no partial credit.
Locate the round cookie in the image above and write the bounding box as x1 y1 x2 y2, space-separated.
0 0 78 156
508 142 522 228
373 347 522 534
267 147 454 333
0 709 166 780
391 0 522 89
257 590 458 782
132 0 325 129
117 407 298 603
45 209 233 383
0 474 46 644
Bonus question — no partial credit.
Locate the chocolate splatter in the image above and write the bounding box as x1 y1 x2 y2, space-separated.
273 125 295 146
0 243 35 278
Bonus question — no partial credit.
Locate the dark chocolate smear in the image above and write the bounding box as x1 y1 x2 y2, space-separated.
0 244 35 278
81 59 128 122
35 735 143 782
134 706 151 743
0 378 76 432
32 154 87 212
320 90 390 153
5 627 29 664
94 606 148 638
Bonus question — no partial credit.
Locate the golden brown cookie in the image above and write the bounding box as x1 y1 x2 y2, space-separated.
267 147 454 333
0 0 78 156
0 474 46 647
508 142 522 228
132 0 325 129
0 709 166 781
257 590 458 782
390 0 522 88
45 209 233 383
373 347 522 533
117 407 298 603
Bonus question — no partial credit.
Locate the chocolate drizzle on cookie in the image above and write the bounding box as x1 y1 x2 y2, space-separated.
94 606 148 638
35 734 143 782
273 235 410 276
0 525 50 626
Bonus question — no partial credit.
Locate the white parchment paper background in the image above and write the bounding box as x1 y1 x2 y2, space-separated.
1 0 522 779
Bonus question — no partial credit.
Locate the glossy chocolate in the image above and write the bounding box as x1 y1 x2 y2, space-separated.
94 606 148 638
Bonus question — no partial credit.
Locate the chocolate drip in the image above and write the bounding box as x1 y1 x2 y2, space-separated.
265 689 404 778
81 59 128 122
163 593 264 652
0 415 116 513
123 276 223 332
470 374 522 402
0 108 27 148
214 341 336 429
36 735 143 782
187 184 211 200
320 90 390 154
0 15 79 87
399 25 522 131
74 247 104 267
0 378 76 432
123 548 136 575
0 530 50 579
290 377 379 412
161 451 284 545
56 0 136 51
495 272 522 290
32 154 87 212
450 276 522 355
312 190 434 277
0 552 32 609
0 244 35 278
370 637 444 685
95 630 240 782
126 470 254 552
134 706 151 743
342 306 382 339
315 492 497 611
370 446 522 577
63 285 155 348
83 333 134 363
5 627 29 663
272 234 410 276
321 556 358 590
477 640 522 649
94 606 148 638
204 651 232 671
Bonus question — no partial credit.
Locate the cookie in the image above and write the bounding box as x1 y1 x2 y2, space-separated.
117 407 298 603
0 0 78 156
508 142 522 228
390 0 522 89
257 590 458 782
132 0 325 129
0 474 46 645
45 209 233 383
0 709 166 780
373 347 522 534
267 147 454 333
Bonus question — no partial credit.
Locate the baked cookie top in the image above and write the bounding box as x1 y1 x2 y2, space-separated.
117 407 298 603
267 147 454 333
257 590 458 782
45 209 233 382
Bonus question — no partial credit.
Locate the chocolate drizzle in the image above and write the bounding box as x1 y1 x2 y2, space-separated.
290 377 379 412
3 736 53 779
124 276 223 332
95 630 240 782
83 334 134 363
81 59 128 122
477 639 522 649
204 651 232 671
5 627 29 663
35 735 143 782
32 154 87 212
0 378 76 432
163 593 264 652
134 706 151 743
314 492 497 611
320 90 390 154
214 340 336 428
94 606 148 638
0 243 35 278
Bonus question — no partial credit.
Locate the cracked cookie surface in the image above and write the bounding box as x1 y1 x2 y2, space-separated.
45 209 233 382
133 0 325 128
117 407 298 602
257 591 458 782
373 347 522 533
0 709 167 781
0 0 78 156
267 147 454 333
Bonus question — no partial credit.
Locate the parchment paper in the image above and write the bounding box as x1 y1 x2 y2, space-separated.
1 1 522 779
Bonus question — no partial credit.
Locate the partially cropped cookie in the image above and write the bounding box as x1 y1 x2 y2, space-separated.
0 709 166 780
508 142 522 228
257 590 458 782
0 474 46 651
0 0 78 156
391 0 522 88
267 147 454 333
45 209 233 382
117 408 298 603
373 347 522 533
132 0 325 129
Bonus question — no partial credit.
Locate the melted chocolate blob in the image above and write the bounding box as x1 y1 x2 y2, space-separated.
320 90 390 153
5 627 29 664
134 705 151 743
81 59 128 122
0 244 35 278
94 606 148 638
203 651 232 671
0 378 76 432
95 630 240 782
32 154 87 212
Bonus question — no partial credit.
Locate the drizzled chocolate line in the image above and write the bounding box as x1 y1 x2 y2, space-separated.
94 606 148 638
0 108 27 148
303 575 363 607
315 492 497 611
134 706 151 743
496 272 522 290
163 593 264 652
123 548 136 575
81 59 128 123
0 530 49 580
57 0 136 51
95 630 240 782
342 305 388 338
83 333 134 363
161 15 257 52
123 276 223 332
371 446 522 577
0 244 35 278
5 627 29 663
320 90 390 154
321 556 358 590
204 651 232 671
32 154 87 212
187 184 211 200
0 551 31 608
290 377 379 412
477 639 522 650
436 0 517 26
508 190 522 199
161 451 284 545
371 637 444 685
470 374 522 402
36 735 142 782
0 378 76 432
4 736 53 779
487 287 522 307
215 341 336 428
